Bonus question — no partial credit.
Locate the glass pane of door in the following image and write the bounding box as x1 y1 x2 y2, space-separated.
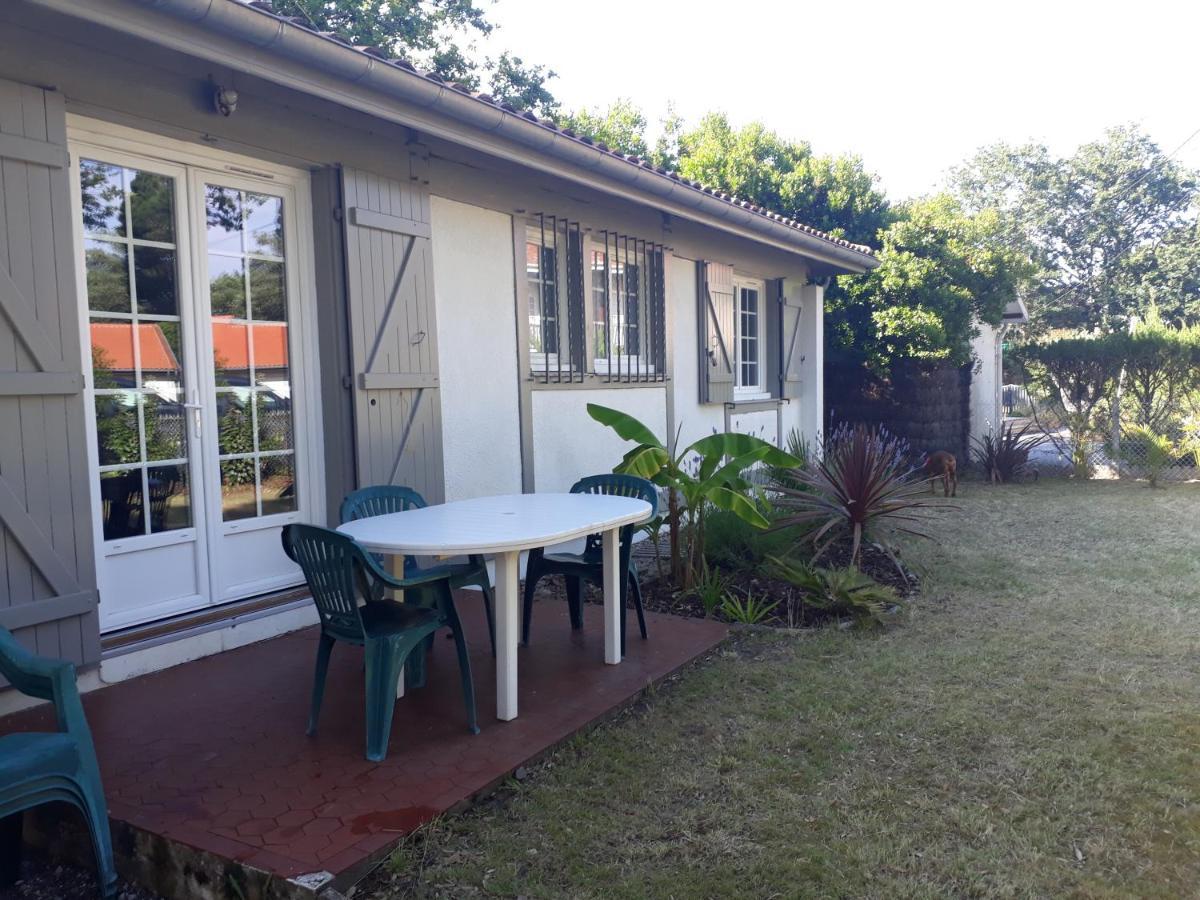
203 184 298 520
80 159 193 540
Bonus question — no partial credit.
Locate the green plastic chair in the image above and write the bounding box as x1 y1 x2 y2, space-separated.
522 474 658 654
0 626 116 899
340 486 496 655
281 524 478 762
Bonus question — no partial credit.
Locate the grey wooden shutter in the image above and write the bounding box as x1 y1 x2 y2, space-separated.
0 80 100 665
768 279 805 400
341 160 445 503
779 285 805 399
697 260 735 404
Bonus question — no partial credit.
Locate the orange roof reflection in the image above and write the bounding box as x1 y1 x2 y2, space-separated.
90 318 288 371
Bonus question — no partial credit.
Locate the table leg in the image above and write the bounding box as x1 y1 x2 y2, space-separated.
602 527 621 665
494 550 520 720
389 554 405 699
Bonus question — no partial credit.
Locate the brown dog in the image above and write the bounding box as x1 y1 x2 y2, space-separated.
923 451 957 497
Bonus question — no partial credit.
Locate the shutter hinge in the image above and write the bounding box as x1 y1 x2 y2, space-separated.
332 206 343 221
341 375 353 390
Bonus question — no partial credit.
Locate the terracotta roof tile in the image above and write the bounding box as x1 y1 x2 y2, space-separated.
225 0 875 258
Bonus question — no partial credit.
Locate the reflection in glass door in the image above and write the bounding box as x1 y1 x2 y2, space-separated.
198 179 304 603
76 137 314 630
77 155 210 630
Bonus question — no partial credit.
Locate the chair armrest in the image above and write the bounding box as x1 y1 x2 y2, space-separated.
360 549 461 591
0 628 76 705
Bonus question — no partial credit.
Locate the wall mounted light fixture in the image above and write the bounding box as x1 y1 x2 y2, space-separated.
213 85 239 117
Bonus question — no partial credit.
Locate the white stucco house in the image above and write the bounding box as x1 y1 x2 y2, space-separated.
0 0 878 701
969 299 1031 444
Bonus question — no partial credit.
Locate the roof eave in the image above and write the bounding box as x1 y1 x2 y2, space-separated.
34 0 879 271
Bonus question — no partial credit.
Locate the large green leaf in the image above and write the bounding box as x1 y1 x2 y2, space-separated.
587 404 664 448
706 447 773 487
706 485 770 529
615 445 671 479
687 432 801 468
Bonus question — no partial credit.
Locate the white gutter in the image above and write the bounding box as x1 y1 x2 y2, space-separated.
33 0 878 272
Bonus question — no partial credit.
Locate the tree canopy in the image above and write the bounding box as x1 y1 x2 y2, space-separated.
832 195 1034 371
952 125 1199 333
673 113 890 247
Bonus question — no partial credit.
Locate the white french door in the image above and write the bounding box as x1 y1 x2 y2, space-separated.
70 123 322 631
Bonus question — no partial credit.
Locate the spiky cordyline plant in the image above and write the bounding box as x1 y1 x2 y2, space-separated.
771 423 941 568
973 421 1046 483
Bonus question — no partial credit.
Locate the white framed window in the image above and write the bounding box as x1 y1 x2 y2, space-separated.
523 214 665 384
735 278 768 398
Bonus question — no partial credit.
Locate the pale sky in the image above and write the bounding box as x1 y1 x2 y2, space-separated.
480 0 1200 200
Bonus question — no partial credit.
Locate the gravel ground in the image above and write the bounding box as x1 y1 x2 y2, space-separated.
0 860 162 900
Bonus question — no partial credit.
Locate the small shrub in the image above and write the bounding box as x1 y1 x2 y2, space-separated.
772 423 940 568
719 590 779 625
690 559 732 618
972 421 1046 483
703 506 797 572
1121 425 1175 487
768 556 899 627
767 428 813 492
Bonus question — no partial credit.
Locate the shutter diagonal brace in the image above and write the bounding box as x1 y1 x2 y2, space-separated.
363 234 418 377
705 283 732 373
0 474 80 596
387 387 425 485
0 266 67 373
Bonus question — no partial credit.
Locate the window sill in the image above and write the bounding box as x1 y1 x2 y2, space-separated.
733 390 772 402
724 396 787 414
528 373 669 391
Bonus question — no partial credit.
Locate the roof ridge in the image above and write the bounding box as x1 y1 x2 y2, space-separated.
235 0 875 258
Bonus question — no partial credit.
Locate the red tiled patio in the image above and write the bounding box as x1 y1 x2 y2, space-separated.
0 596 727 898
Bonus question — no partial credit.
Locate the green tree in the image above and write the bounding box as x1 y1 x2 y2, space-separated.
272 0 559 116
1119 307 1200 432
558 99 651 160
953 125 1199 332
1125 221 1200 326
484 52 559 117
674 112 890 246
1019 335 1125 477
833 195 1034 372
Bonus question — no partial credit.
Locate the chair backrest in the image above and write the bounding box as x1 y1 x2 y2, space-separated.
340 485 427 524
281 524 377 642
570 474 659 555
570 474 659 515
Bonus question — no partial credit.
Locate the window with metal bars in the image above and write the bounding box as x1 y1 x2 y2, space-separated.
524 214 666 384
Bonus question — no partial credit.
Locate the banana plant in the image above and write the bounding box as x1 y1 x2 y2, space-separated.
587 403 801 589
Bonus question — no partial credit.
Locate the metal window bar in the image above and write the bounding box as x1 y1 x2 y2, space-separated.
652 244 666 382
552 214 562 383
531 214 667 383
566 221 585 381
537 213 549 383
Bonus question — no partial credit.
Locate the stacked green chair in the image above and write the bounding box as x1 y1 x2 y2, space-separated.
522 474 658 654
340 486 496 654
0 626 116 899
281 524 478 762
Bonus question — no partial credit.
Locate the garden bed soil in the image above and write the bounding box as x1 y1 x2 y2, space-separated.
534 538 919 631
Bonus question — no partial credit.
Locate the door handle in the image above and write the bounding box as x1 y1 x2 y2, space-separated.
184 392 203 439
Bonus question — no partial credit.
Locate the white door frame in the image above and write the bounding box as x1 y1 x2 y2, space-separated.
68 116 326 630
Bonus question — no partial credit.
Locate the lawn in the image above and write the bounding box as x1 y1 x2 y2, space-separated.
368 480 1200 898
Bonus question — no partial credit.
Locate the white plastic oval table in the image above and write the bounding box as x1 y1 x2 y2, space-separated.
336 493 652 721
